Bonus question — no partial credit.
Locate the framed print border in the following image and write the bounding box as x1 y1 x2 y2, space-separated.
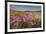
5 1 45 34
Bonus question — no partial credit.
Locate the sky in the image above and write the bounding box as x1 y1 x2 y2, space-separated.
10 4 41 11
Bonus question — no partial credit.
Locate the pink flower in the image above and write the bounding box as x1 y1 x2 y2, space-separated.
10 15 23 23
10 13 34 26
23 14 33 22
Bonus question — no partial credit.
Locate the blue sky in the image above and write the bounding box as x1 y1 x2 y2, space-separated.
10 5 41 11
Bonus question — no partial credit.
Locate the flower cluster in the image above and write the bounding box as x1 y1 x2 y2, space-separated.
10 13 33 23
10 12 41 29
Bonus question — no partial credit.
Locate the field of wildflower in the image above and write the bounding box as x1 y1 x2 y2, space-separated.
10 10 41 29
